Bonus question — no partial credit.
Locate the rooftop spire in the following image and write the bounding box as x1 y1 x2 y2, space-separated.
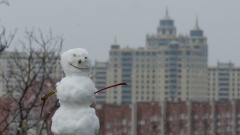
194 16 201 30
114 36 117 44
111 36 120 49
164 6 171 19
166 6 169 17
190 16 204 36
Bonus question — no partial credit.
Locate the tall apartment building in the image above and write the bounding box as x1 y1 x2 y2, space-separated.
92 61 108 104
103 9 208 104
208 62 240 101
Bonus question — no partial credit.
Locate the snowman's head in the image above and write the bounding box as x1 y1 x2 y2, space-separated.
60 48 91 76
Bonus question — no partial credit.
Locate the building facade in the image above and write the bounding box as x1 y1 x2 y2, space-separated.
102 9 208 104
92 61 108 104
95 100 240 135
0 51 63 97
208 62 240 101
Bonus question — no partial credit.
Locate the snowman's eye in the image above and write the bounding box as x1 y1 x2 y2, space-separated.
73 54 76 57
85 57 87 59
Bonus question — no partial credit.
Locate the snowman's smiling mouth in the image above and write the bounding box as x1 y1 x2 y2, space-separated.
68 62 87 70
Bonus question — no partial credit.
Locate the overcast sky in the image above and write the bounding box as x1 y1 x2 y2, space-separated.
0 0 239 65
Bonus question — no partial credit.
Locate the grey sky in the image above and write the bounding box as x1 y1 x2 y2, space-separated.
0 0 239 65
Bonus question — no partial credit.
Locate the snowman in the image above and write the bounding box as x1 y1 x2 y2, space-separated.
51 48 99 135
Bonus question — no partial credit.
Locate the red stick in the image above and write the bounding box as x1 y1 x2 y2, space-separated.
40 99 46 118
94 82 127 94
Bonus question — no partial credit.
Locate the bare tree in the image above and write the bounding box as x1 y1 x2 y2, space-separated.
0 29 63 135
0 26 16 53
0 0 16 53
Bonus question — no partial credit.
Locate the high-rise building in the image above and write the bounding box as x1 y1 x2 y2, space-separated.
208 62 240 101
92 61 108 104
101 9 208 104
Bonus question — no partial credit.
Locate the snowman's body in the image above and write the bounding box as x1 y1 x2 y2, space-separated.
51 48 99 135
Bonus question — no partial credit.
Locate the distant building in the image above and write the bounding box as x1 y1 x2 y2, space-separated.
95 100 240 135
0 52 27 97
0 51 63 97
92 61 108 104
101 8 208 104
208 62 240 101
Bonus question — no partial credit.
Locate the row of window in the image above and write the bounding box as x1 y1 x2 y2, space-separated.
110 50 206 57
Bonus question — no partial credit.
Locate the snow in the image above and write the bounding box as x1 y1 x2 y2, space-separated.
56 76 96 108
51 48 99 135
60 48 91 77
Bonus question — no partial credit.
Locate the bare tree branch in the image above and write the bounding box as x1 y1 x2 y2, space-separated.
0 26 17 53
0 29 63 135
